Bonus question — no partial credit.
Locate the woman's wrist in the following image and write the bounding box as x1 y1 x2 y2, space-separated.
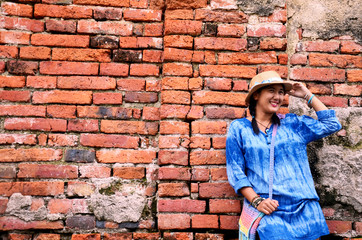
251 196 265 209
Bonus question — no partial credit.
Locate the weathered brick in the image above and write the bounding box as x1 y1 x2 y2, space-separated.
33 90 92 104
80 134 138 148
52 48 111 62
66 215 95 230
161 91 190 104
143 49 163 62
164 63 193 76
27 76 56 89
192 121 227 134
318 96 348 108
96 149 156 163
48 134 78 147
164 48 193 62
17 164 78 179
1 2 33 17
47 105 76 118
7 60 38 75
4 118 66 132
68 119 98 132
326 220 352 234
189 136 211 149
100 63 129 76
290 68 345 82
73 0 129 7
193 91 247 106
0 76 25 88
34 234 61 240
93 92 123 105
190 150 226 165
205 107 243 119
164 35 193 49
0 45 18 58
117 79 145 91
163 232 193 240
199 65 256 78
78 20 132 35
125 92 158 103
290 53 307 65
65 149 95 163
94 7 123 20
247 24 286 37
137 37 163 49
31 34 89 47
20 46 50 60
160 105 190 119
158 167 191 180
91 36 119 49
309 53 362 68
347 69 362 82
79 166 111 178
209 199 241 213
160 121 189 134
34 4 92 19
159 183 189 197
165 20 202 35
124 9 162 21
130 0 148 8
191 215 218 229
220 215 239 230
58 76 115 90
260 38 287 50
0 182 64 196
40 61 98 75
158 199 206 213
158 150 189 165
0 134 36 145
296 40 340 52
0 105 45 116
199 182 236 198
0 31 30 45
101 120 158 135
211 168 227 181
195 9 248 23
144 23 163 36
130 64 160 76
166 0 207 9
259 9 287 23
162 77 189 90
165 9 193 19
77 106 133 119
334 84 362 96
0 217 63 230
67 181 95 197
45 19 76 33
104 233 133 240
0 165 16 178
210 0 237 9
341 41 361 54
0 91 30 102
217 24 245 37
113 167 145 179
159 136 190 148
113 50 142 62
195 37 247 51
0 148 62 163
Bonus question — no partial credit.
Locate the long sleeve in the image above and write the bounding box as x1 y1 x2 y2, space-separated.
226 120 252 195
293 109 342 144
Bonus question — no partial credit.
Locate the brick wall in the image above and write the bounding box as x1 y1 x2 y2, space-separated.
0 0 361 239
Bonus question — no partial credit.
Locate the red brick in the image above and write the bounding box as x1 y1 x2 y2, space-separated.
48 134 78 147
0 217 63 230
199 65 256 78
160 104 190 119
159 214 190 230
290 53 307 65
117 79 145 91
195 37 247 51
290 68 345 82
192 51 205 63
260 38 287 50
334 84 362 96
40 61 98 75
164 35 193 49
220 215 239 230
209 199 241 213
158 167 191 180
7 233 32 240
159 136 189 148
191 168 209 181
100 63 129 76
309 53 362 68
124 9 162 21
77 106 133 119
0 91 30 102
79 166 111 178
163 232 193 240
52 48 111 62
160 121 189 134
190 136 211 149
130 0 148 8
124 92 158 103
165 20 202 35
93 92 123 105
0 105 45 116
318 96 348 108
17 164 78 179
80 134 138 148
34 4 92 19
94 7 123 20
0 61 5 73
146 79 161 91
164 48 193 62
130 64 159 76
0 76 25 88
258 65 288 78
67 181 95 197
143 23 163 37
199 182 236 198
104 233 133 240
113 167 145 179
0 165 16 178
187 106 204 119
0 45 18 58
158 199 205 213
2 16 43 32
163 63 193 76
58 76 115 90
68 119 98 132
45 19 76 33
101 120 158 135
33 90 92 104
191 121 227 134
143 50 163 62
247 24 286 37
213 137 226 149
78 20 132 35
27 76 56 89
278 54 288 65
259 9 287 23
205 107 243 119
210 0 237 9
47 105 76 118
34 234 60 240
0 182 64 196
347 69 362 82
217 24 245 37
6 60 38 75
161 91 190 104
159 183 189 197
165 9 193 20
31 34 89 47
326 220 352 234
97 149 156 163
166 0 207 9
0 31 30 45
210 167 227 181
19 46 50 60
195 9 248 23
190 150 226 165
143 107 160 120
162 77 188 90
219 52 277 64
0 134 36 145
1 2 33 17
193 91 247 106
159 150 189 165
192 215 218 229
296 40 340 52
4 118 67 132
71 234 100 240
355 222 362 234
73 0 129 7
341 41 361 54
137 37 163 49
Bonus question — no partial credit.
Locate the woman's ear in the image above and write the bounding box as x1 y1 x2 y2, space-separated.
253 92 259 101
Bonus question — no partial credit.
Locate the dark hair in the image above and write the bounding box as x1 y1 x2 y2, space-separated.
247 86 282 135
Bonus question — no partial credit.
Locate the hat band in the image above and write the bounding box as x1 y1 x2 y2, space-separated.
250 77 283 90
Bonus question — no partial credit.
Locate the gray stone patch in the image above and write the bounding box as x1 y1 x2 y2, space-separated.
5 193 47 221
288 0 362 43
237 0 285 16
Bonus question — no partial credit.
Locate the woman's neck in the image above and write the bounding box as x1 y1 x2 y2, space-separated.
254 109 273 122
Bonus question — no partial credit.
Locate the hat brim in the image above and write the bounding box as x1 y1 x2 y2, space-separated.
245 81 293 105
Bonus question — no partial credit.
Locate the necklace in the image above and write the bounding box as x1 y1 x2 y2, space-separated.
255 119 271 130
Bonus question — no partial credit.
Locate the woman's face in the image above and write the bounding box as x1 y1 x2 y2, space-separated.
253 84 285 114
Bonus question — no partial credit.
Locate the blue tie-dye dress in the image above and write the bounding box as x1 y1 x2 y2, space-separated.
226 110 342 240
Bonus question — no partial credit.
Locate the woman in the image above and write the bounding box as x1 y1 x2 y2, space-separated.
226 71 342 240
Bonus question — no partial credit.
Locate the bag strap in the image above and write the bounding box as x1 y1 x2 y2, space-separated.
268 124 278 200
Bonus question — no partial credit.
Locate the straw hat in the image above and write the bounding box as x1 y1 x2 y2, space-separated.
245 71 293 105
